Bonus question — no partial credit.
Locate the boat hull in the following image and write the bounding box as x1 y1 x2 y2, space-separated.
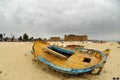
33 41 108 74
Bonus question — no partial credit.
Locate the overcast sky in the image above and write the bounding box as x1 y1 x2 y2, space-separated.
0 0 120 40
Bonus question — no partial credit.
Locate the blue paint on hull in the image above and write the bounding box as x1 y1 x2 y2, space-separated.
36 48 107 74
37 56 93 74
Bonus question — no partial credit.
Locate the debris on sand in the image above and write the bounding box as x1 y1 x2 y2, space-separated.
117 46 120 48
24 54 27 56
0 71 3 73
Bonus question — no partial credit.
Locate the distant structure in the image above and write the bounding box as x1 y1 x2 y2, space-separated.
49 37 60 41
64 34 88 41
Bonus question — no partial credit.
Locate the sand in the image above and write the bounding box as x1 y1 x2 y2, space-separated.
0 42 120 80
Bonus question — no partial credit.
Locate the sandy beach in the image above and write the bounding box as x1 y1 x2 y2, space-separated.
0 42 120 80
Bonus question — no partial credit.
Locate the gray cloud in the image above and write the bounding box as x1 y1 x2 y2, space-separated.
0 0 120 40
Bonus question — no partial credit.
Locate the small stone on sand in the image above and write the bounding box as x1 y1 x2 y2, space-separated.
0 71 3 73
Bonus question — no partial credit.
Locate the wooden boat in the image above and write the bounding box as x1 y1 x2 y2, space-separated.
32 41 110 74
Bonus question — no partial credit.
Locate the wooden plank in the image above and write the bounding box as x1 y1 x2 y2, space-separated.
44 48 68 60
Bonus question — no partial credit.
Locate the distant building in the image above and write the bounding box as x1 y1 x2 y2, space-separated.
64 34 88 41
49 37 60 41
